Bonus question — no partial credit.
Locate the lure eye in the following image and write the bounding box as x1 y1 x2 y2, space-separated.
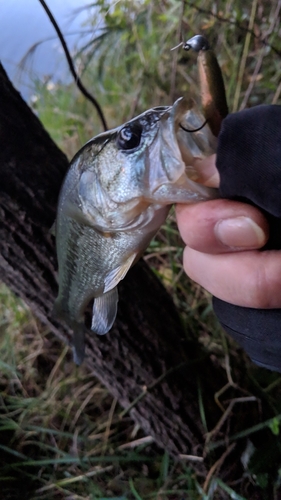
116 124 142 151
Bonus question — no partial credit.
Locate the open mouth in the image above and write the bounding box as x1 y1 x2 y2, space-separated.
171 97 217 182
153 97 217 187
146 97 218 204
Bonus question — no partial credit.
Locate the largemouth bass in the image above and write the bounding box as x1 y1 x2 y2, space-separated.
54 36 227 364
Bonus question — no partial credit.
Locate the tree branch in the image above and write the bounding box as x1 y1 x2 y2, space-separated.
38 0 108 131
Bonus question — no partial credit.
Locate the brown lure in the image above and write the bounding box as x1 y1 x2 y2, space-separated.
183 34 229 137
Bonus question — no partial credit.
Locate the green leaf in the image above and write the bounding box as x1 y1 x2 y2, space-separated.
269 417 280 435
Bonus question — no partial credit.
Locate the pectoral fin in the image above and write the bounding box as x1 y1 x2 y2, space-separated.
103 253 137 293
91 287 118 335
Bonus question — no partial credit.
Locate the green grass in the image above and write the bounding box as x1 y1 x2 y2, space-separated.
2 0 281 498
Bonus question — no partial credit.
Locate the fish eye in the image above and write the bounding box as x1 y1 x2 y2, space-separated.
116 124 142 151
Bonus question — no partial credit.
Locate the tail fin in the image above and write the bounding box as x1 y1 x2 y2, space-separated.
53 297 85 365
72 324 85 365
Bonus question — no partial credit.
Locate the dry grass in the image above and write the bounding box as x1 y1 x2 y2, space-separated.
0 284 208 499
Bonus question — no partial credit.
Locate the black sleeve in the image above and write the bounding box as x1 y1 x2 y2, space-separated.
213 105 281 372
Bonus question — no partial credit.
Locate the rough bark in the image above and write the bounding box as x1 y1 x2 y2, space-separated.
0 63 224 460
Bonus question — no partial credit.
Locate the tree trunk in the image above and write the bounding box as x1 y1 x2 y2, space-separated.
0 63 225 461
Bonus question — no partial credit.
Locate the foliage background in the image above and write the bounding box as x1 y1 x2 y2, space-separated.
1 0 281 499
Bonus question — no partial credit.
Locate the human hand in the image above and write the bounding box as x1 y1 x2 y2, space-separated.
177 105 281 372
176 155 281 309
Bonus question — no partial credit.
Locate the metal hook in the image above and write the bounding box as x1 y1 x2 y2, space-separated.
179 119 208 133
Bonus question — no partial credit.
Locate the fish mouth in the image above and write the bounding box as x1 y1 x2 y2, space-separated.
147 97 218 203
169 97 217 180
